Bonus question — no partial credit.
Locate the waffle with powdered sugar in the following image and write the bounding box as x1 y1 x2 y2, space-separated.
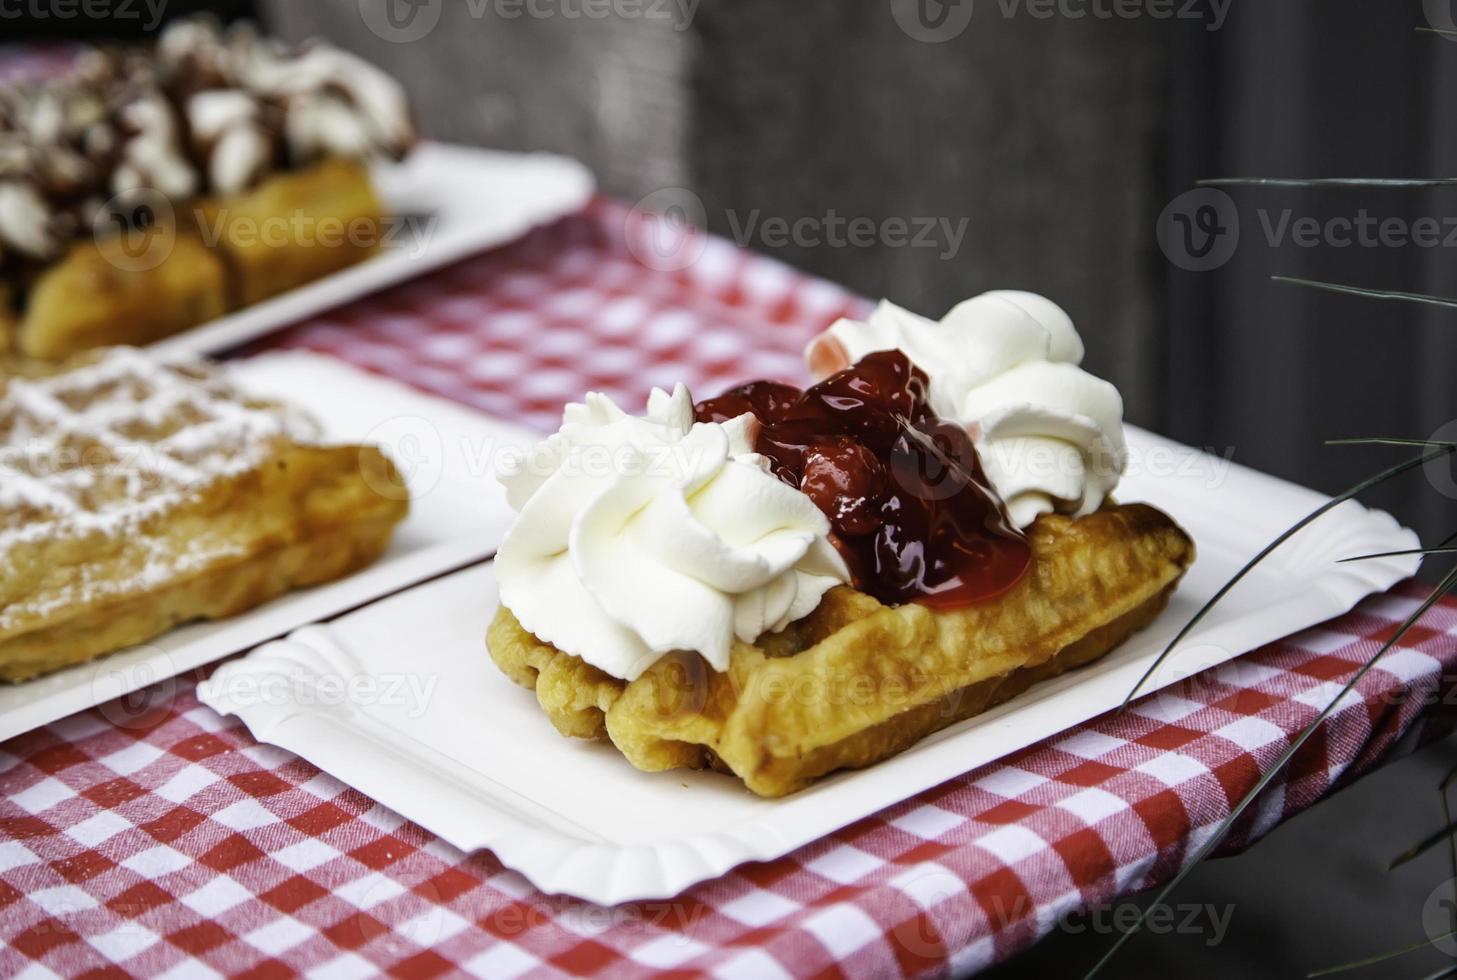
0 347 295 547
0 346 408 682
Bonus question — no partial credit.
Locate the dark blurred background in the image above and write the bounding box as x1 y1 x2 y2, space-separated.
11 0 1456 555
9 1 1457 975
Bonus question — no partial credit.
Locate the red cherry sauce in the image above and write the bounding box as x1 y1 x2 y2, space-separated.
694 350 1031 608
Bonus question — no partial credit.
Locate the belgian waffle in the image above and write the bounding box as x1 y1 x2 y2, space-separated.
0 17 412 362
0 347 409 681
488 503 1194 797
12 159 383 362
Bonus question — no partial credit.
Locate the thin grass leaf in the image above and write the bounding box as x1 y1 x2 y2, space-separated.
1307 928 1457 977
1419 26 1457 36
1340 547 1457 563
1328 438 1457 449
1342 531 1457 565
1273 276 1457 310
1403 532 1457 934
1200 177 1457 188
1390 815 1457 870
1391 750 1457 871
1120 446 1455 708
1435 754 1457 956
1443 787 1457 945
1086 563 1457 979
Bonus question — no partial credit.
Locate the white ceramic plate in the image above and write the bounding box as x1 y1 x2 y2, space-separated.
148 143 594 357
199 429 1421 904
0 352 535 743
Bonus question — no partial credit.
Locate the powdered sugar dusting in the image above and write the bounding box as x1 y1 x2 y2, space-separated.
0 347 301 633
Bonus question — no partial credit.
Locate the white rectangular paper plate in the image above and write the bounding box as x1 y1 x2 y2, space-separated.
148 143 594 357
200 429 1421 904
0 351 535 742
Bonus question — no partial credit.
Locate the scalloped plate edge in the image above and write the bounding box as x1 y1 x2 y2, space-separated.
200 477 1422 904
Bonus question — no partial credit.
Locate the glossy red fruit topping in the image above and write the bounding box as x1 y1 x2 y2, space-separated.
694 350 1031 608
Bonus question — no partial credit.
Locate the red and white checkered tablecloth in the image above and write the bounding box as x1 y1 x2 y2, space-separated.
3 198 1456 979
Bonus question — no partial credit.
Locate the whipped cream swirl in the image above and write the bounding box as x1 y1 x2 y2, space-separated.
807 291 1126 529
496 385 849 681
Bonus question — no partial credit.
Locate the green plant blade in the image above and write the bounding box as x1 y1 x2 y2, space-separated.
1200 177 1457 188
1390 753 1457 871
1443 785 1457 948
1307 928 1457 977
1273 276 1457 310
1390 816 1457 869
1439 750 1457 948
1339 547 1457 563
1328 438 1457 449
1120 447 1454 708
1086 563 1457 979
1341 531 1457 565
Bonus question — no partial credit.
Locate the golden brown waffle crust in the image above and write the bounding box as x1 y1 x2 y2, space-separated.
0 348 411 682
488 503 1195 797
7 159 383 363
0 444 408 683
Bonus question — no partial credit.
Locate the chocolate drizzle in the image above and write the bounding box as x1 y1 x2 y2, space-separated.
0 17 417 276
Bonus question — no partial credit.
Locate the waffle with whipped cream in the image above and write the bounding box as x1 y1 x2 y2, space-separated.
0 347 409 681
485 291 1196 796
491 504 1191 797
0 18 414 361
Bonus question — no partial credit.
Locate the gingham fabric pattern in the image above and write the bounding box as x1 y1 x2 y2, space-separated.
2 198 1455 979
